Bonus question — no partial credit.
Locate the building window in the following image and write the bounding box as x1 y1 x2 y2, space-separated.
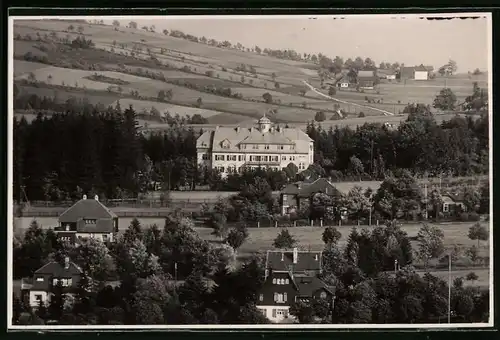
215 155 225 161
274 293 285 303
282 156 286 161
252 144 258 149
36 277 44 282
35 294 42 301
320 291 327 299
273 278 277 284
238 155 243 161
291 156 296 161
310 145 313 150
443 204 449 212
230 155 237 161
290 145 295 150
272 309 277 318
259 294 264 301
53 278 58 286
84 219 96 224
279 145 284 150
285 279 289 285
284 293 288 302
202 154 209 160
264 145 270 150
217 166 225 173
102 234 109 242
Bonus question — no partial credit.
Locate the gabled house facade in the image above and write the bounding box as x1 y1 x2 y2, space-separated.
256 248 334 323
55 194 118 244
20 257 82 308
441 192 467 215
279 178 382 217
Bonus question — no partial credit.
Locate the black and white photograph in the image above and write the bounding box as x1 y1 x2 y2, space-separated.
8 12 493 329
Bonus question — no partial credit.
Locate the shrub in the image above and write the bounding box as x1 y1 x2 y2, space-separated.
358 112 365 118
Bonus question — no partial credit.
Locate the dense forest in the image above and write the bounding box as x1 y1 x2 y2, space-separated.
13 101 488 203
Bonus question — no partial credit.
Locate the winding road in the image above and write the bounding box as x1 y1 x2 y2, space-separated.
302 80 395 117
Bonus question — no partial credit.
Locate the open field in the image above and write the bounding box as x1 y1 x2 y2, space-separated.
13 20 489 127
110 98 225 118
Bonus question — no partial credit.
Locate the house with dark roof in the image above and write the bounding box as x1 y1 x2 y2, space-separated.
357 70 377 89
376 68 397 81
256 248 334 323
55 194 118 244
279 178 381 216
441 192 466 215
21 257 82 308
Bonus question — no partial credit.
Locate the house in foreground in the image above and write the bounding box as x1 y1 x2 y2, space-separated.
55 194 118 244
279 178 382 216
21 257 82 308
256 248 334 323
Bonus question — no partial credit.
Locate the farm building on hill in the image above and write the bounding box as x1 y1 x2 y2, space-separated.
399 65 434 80
196 114 314 178
357 70 377 89
376 68 397 80
414 64 430 80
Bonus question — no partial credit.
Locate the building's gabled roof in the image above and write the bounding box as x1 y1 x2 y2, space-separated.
59 196 117 223
240 130 295 145
76 219 114 233
358 70 376 78
293 274 334 296
34 260 82 276
204 119 313 153
281 179 382 198
266 249 322 272
377 69 396 76
297 178 341 198
414 64 429 72
425 65 434 72
442 191 464 203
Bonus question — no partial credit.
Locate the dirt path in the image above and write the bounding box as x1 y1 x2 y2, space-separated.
302 80 395 117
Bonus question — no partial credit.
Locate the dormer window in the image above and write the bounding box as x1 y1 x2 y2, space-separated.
252 144 258 149
264 145 270 150
84 219 96 225
221 140 231 149
36 277 44 282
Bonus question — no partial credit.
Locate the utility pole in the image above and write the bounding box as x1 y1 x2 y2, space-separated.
448 253 452 323
424 183 428 220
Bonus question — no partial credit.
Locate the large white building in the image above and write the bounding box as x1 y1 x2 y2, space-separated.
196 115 314 177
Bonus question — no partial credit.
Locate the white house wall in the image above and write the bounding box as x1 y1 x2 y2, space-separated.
414 71 428 80
256 305 295 323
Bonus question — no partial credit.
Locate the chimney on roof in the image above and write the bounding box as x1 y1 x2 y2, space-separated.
64 257 70 269
94 195 99 201
83 194 87 200
293 247 298 264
